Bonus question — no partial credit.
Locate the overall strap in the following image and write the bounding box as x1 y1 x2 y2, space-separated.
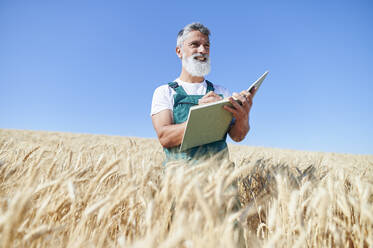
168 82 187 95
205 80 215 93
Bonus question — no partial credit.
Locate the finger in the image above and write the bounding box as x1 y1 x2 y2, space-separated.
203 91 214 98
202 92 211 99
211 94 222 100
214 93 221 100
231 95 252 117
241 98 251 112
200 97 212 103
240 92 251 104
229 96 244 111
240 90 251 98
208 95 221 100
233 92 246 104
223 104 238 116
199 95 222 105
239 89 252 98
239 90 253 105
243 92 254 109
251 87 257 95
246 92 253 105
224 103 244 120
240 90 249 97
204 91 218 98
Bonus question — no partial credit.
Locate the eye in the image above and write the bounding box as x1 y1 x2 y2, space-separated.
190 42 199 48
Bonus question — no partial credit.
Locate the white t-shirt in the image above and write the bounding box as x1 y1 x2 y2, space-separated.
151 78 231 116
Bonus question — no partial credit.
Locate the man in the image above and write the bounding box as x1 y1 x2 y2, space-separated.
151 23 254 163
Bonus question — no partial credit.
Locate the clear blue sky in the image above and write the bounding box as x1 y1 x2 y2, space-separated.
1 0 372 155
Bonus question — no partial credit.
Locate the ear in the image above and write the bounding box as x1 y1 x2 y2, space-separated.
176 46 182 59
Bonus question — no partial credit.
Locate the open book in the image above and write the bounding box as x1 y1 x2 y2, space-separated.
179 71 269 152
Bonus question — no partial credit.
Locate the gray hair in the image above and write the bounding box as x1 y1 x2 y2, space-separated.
176 22 210 47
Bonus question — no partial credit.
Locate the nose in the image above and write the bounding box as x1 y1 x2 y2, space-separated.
198 44 208 54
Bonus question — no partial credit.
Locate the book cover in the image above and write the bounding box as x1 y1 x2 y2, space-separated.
179 71 268 152
179 99 234 151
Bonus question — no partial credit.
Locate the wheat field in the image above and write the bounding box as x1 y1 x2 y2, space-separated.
0 128 372 247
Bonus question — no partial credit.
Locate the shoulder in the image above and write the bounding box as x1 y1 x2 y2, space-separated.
151 83 176 116
153 83 176 98
154 83 172 94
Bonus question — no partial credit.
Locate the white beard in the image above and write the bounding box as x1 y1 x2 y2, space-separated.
182 53 211 77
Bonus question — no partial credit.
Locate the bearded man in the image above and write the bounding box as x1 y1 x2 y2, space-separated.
151 23 254 163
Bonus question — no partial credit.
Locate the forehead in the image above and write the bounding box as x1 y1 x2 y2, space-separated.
183 31 209 44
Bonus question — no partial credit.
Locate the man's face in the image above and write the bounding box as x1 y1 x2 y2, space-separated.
177 31 211 77
179 30 210 61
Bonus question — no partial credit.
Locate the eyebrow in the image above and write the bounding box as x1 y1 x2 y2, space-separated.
188 41 210 45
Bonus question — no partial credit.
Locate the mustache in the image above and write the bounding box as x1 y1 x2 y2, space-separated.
191 53 209 59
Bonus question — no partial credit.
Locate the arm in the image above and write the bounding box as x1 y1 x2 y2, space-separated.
224 89 255 142
151 109 186 148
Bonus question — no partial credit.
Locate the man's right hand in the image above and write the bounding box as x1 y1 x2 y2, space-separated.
198 91 223 105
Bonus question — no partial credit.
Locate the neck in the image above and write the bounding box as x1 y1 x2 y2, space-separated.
179 67 205 83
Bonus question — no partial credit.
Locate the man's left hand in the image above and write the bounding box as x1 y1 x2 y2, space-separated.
224 88 256 142
224 88 255 123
